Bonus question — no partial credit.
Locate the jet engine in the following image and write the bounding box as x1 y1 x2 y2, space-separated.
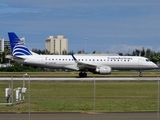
95 66 111 74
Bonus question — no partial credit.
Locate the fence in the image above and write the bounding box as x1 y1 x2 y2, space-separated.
0 77 160 120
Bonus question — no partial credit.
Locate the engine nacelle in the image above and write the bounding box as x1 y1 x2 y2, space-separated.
95 66 111 74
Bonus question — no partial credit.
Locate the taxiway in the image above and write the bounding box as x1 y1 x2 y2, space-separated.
0 77 159 81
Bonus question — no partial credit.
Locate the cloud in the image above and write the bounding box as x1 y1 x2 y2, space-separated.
108 44 153 53
0 7 49 15
2 0 160 9
1 0 160 53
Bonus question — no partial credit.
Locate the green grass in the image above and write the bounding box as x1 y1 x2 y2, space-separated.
0 81 159 112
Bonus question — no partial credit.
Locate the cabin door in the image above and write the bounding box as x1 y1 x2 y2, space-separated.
39 57 44 64
138 58 142 65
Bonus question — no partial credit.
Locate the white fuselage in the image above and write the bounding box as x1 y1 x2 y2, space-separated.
13 54 158 71
8 32 158 77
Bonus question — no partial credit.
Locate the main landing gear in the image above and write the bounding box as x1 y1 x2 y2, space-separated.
139 70 143 77
79 71 87 77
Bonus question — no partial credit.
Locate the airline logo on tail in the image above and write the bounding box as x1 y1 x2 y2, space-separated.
8 32 32 56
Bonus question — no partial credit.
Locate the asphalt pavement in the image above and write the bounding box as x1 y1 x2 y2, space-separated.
0 112 159 120
0 77 159 81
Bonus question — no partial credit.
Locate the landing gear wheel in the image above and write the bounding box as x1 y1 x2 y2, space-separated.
79 72 82 77
139 70 143 77
79 72 87 77
84 73 87 77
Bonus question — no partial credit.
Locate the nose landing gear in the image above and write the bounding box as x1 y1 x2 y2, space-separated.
139 70 143 77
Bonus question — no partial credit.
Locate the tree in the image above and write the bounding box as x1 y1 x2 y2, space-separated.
32 48 50 55
1 45 11 63
145 49 152 59
0 52 3 63
62 50 67 55
118 52 123 56
45 49 50 54
77 50 85 54
140 47 145 56
68 50 75 55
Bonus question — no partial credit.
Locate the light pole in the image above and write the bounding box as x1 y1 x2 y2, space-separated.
84 38 87 53
23 73 28 89
22 73 28 101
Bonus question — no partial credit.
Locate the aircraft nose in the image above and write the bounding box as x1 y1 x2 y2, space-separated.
153 63 159 69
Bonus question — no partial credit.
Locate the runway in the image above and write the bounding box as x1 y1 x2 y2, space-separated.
0 77 159 81
0 112 158 120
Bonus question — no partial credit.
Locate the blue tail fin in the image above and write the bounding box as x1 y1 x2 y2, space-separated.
8 32 32 56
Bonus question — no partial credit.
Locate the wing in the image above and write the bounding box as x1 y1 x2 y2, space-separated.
71 55 97 70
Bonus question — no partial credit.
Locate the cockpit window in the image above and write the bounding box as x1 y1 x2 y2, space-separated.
146 59 150 62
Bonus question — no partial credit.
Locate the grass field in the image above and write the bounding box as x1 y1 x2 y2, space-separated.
0 80 159 112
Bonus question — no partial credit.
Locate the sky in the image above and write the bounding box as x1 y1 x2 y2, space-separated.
0 0 160 54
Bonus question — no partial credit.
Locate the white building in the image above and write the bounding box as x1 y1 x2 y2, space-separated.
45 35 68 54
4 40 11 51
0 37 25 53
0 37 11 64
0 37 4 52
0 37 11 52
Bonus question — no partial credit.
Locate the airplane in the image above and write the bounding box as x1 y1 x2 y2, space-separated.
6 32 158 77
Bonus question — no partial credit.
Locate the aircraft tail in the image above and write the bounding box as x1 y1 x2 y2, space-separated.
8 32 33 56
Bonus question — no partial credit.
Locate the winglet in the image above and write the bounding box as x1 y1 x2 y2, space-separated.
72 54 77 61
72 54 79 63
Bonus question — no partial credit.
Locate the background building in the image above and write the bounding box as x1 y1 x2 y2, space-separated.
4 40 11 51
45 35 68 54
0 37 4 52
0 37 25 53
0 37 11 53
